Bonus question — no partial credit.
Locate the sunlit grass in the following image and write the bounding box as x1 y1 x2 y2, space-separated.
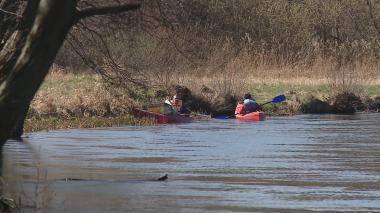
365 85 380 97
24 116 155 133
27 67 379 132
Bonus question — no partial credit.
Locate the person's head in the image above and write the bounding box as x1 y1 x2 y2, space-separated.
244 93 252 100
173 94 183 101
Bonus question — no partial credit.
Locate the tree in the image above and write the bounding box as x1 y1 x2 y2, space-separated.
0 0 140 145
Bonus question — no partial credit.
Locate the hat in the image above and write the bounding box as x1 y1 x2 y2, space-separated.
244 93 252 99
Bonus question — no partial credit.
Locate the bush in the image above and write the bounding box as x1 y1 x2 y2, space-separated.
331 92 364 114
302 96 332 114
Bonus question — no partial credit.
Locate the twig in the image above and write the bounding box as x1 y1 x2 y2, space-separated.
0 8 22 18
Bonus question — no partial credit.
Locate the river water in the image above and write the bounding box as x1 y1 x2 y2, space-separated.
2 114 380 212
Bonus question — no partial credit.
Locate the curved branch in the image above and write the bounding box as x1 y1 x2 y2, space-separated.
0 8 22 18
75 3 140 21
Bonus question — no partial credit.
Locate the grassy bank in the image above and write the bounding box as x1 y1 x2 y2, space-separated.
26 70 153 133
25 68 380 132
24 116 155 133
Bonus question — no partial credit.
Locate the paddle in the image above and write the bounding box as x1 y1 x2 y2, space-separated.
214 94 286 119
259 94 286 106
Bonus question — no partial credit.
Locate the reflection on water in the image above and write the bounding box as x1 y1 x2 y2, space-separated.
2 113 380 212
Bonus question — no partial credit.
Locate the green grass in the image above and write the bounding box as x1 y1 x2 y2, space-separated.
42 73 159 105
245 82 379 115
28 72 379 132
365 85 380 97
24 115 155 133
28 73 157 132
40 73 99 95
248 83 332 104
248 82 380 103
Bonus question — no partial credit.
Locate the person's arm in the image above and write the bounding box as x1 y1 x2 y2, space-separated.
257 104 262 111
164 100 177 115
179 105 190 114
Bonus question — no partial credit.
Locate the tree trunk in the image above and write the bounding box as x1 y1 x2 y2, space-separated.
0 0 78 144
0 0 140 145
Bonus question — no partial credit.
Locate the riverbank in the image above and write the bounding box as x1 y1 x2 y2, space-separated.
25 71 155 132
25 70 380 132
24 116 155 133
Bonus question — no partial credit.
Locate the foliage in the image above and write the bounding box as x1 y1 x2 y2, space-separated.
53 0 380 100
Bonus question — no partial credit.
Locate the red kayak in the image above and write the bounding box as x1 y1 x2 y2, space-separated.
131 108 193 124
235 111 265 121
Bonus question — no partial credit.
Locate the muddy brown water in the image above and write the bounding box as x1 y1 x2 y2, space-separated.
2 114 380 212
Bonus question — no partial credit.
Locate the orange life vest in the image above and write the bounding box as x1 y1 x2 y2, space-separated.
235 103 244 115
171 98 183 112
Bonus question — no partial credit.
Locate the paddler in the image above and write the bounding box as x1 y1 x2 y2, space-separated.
164 95 190 115
235 93 261 115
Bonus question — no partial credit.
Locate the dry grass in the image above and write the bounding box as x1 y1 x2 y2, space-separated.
141 53 379 116
26 66 154 132
57 1 380 102
27 61 379 132
30 66 136 119
151 62 380 103
129 39 380 100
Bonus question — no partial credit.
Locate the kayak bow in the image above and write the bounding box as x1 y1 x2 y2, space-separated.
132 108 193 124
235 111 265 121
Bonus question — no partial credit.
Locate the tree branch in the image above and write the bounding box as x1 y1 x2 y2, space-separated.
75 3 140 21
0 8 22 18
366 0 380 34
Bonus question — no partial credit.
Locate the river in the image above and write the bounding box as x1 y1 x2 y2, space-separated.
2 114 380 212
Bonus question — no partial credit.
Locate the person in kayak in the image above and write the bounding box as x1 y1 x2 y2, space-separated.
235 101 244 115
164 98 177 115
235 93 261 115
164 95 190 115
243 93 261 113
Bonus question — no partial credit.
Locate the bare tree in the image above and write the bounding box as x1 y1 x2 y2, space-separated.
0 0 140 144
